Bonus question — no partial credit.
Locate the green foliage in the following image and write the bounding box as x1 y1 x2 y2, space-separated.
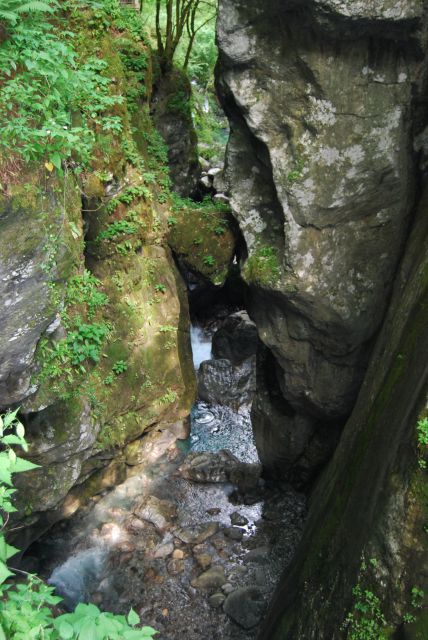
342 559 387 640
344 584 387 640
0 409 158 639
0 10 123 169
243 246 280 287
0 0 55 27
202 255 215 267
53 603 157 639
287 157 305 184
417 417 428 469
154 283 166 293
158 389 178 404
112 360 128 375
67 320 110 365
411 586 425 609
106 185 152 214
96 220 139 242
66 271 109 320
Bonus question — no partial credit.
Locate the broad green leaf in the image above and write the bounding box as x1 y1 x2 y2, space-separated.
13 457 40 473
50 152 62 170
3 409 19 428
16 422 25 439
0 560 14 585
59 621 74 639
127 609 140 627
78 618 97 640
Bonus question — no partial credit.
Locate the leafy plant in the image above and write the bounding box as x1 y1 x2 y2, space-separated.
411 586 424 609
67 321 110 366
154 283 166 293
416 417 428 469
202 255 215 267
112 360 128 375
66 271 109 320
243 246 280 287
0 409 158 639
96 220 138 243
0 0 55 27
0 13 124 170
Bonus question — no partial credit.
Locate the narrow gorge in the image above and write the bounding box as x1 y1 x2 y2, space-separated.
0 1 427 639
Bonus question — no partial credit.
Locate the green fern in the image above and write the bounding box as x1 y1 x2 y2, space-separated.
0 0 55 26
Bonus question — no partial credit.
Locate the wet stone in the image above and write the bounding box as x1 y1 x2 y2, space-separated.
208 592 226 609
243 546 270 565
133 496 177 531
195 553 212 570
174 522 219 545
151 543 174 559
167 559 185 575
191 566 226 590
224 526 244 541
221 582 235 595
230 512 249 527
223 586 265 629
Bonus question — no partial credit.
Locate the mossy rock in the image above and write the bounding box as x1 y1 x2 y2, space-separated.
168 201 235 285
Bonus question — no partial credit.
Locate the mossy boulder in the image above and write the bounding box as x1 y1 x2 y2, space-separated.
168 199 236 286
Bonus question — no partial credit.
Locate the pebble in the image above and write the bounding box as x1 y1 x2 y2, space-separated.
175 522 219 545
224 527 244 541
191 566 226 590
208 592 226 609
243 546 269 565
221 583 235 595
152 543 174 559
195 553 212 570
167 559 185 575
172 549 184 560
230 512 249 527
223 587 265 629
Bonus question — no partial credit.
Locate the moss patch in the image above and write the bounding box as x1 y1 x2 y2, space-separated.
168 196 235 285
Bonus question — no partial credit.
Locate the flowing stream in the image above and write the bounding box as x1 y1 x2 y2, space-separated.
34 320 305 639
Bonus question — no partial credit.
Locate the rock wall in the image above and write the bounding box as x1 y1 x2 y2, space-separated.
217 0 428 484
0 11 196 548
262 184 428 640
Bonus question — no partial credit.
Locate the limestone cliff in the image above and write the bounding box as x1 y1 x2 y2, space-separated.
217 0 428 636
217 0 428 484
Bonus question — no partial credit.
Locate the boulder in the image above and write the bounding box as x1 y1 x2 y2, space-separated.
223 586 265 629
212 311 258 364
198 357 256 408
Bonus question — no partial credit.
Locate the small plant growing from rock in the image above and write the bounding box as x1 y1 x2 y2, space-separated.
416 417 428 469
202 255 215 267
112 360 128 375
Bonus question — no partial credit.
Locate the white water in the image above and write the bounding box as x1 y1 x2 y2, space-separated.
190 324 212 370
49 548 107 610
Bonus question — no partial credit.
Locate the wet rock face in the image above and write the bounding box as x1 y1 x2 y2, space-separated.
216 0 428 480
198 357 256 408
197 311 257 408
0 176 80 408
211 311 257 365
